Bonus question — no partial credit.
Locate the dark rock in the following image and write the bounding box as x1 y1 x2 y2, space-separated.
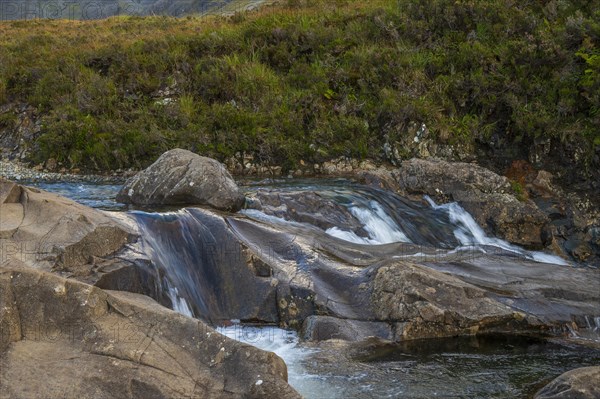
117 149 245 212
252 190 368 235
565 236 594 262
535 366 600 399
302 316 393 341
243 247 273 277
92 258 161 299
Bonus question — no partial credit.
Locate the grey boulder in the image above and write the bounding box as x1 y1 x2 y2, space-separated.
117 149 245 211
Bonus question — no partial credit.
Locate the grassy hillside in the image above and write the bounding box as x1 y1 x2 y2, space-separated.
0 0 598 179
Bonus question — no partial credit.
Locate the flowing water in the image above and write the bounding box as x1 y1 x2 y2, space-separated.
35 178 600 399
242 180 567 265
30 181 125 210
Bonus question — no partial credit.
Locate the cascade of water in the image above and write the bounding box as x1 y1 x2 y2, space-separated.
165 279 193 317
424 196 568 265
325 200 411 244
132 208 280 324
132 209 212 319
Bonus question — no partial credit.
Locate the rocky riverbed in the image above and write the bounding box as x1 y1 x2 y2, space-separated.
0 160 127 184
1 151 599 398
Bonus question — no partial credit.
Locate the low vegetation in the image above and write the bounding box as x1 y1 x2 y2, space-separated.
0 0 598 175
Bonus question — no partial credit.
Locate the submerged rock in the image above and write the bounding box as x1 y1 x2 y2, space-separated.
117 149 245 211
535 366 600 399
302 316 393 341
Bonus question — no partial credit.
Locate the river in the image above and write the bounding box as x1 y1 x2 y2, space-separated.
30 178 600 399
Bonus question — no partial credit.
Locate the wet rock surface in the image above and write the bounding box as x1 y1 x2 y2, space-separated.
251 189 369 236
117 149 245 211
225 210 599 342
130 208 280 325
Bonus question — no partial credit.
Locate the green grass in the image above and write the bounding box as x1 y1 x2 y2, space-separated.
0 0 598 174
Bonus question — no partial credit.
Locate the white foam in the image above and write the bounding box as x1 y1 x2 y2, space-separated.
326 226 373 244
166 280 193 317
425 196 568 265
217 325 324 396
326 200 411 245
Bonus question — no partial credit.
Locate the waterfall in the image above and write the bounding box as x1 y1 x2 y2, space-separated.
424 196 568 265
131 208 279 324
165 279 193 317
326 200 411 245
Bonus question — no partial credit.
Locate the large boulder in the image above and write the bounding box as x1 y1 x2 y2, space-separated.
535 366 600 399
0 262 299 398
117 149 245 211
395 157 511 196
0 178 134 278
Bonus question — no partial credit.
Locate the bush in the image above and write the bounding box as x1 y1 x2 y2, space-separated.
0 0 597 176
